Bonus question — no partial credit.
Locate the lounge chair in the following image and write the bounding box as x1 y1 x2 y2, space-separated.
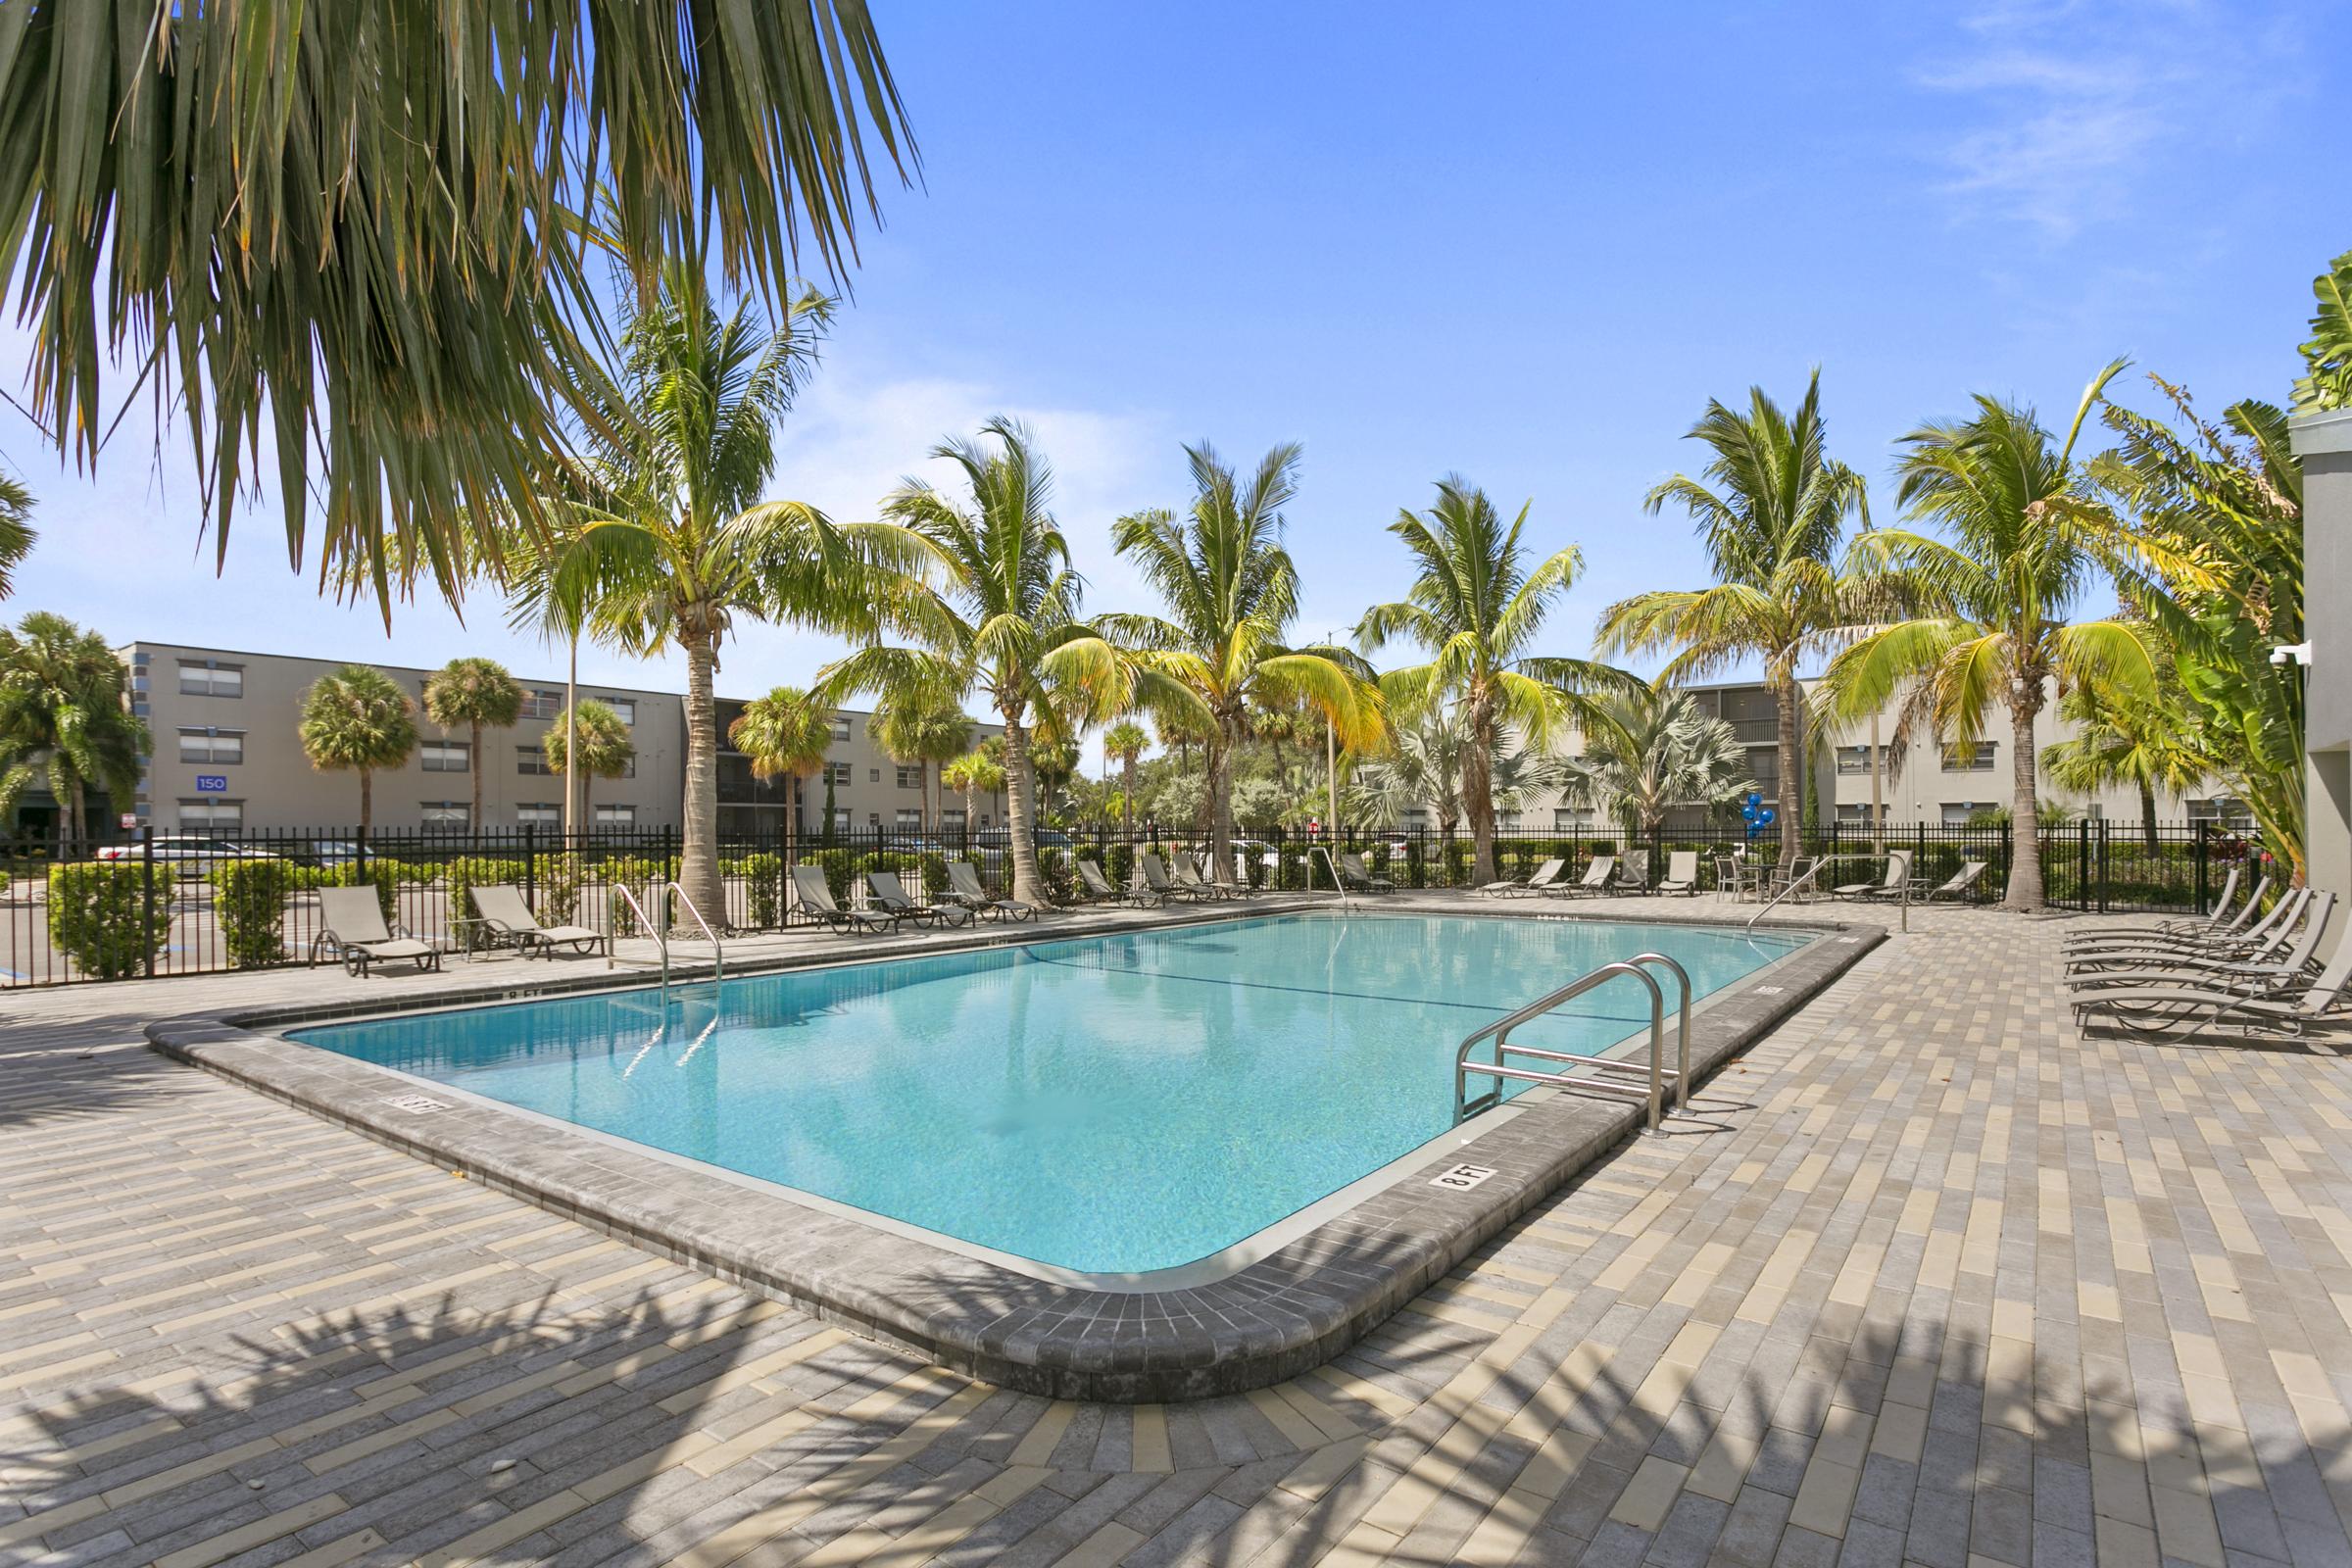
2068 892 2331 989
1609 849 1650 895
1170 854 1235 900
1657 850 1701 897
867 868 973 928
1924 860 1989 902
1483 858 1564 899
1140 853 1216 903
2072 924 2352 1038
1338 851 1395 894
1834 851 1914 901
1545 856 1616 899
310 885 442 976
1078 858 1158 906
2065 882 2298 970
467 883 606 959
1221 852 1259 897
944 859 1037 921
2066 869 2255 951
792 864 899 936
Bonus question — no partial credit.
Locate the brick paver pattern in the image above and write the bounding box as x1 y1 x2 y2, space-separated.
5 903 2352 1567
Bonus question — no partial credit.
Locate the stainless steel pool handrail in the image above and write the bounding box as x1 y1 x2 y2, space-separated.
667 884 725 985
1313 845 1353 905
1745 859 1825 931
1454 960 1669 1134
608 880 669 995
1631 952 1691 1110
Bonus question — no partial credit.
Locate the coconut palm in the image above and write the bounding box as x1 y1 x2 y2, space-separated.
818 419 1185 906
1358 477 1630 885
1 3 914 594
941 751 1005 835
543 701 636 821
1824 363 2157 911
0 612 147 844
1561 684 1755 838
568 266 893 920
421 658 524 829
730 687 834 864
0 473 33 601
1105 442 1383 867
869 696 973 830
1348 694 1566 842
2040 670 2202 852
1595 374 1871 867
1102 721 1150 832
298 666 417 833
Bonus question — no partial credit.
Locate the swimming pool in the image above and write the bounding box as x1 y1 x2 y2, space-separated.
291 910 1804 1276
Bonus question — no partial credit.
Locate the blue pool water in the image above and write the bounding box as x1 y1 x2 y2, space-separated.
292 912 1803 1274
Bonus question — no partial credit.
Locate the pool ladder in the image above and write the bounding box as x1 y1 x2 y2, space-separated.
608 880 725 999
1454 952 1747 1134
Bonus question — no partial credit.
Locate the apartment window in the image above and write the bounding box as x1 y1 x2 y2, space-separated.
941 808 967 829
869 767 882 784
2187 797 2253 827
822 761 854 786
896 765 922 790
516 746 552 776
177 798 242 831
515 803 561 826
866 811 882 826
1836 804 1886 825
829 714 852 742
895 808 923 830
593 804 635 825
176 727 244 764
830 808 855 830
520 689 563 720
1835 746 1894 776
597 697 636 726
1553 808 1593 830
1939 741 1996 772
420 802 470 827
1495 810 1521 832
1940 802 1993 825
419 741 469 774
176 661 242 698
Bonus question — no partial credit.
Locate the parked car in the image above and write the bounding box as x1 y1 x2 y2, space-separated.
94 837 283 878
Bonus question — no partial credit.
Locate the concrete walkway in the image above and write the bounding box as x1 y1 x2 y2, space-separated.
5 902 2352 1567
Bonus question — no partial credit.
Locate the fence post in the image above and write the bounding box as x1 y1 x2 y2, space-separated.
523 823 537 908
140 825 157 979
2194 822 2210 914
2078 816 2090 912
2095 817 2108 914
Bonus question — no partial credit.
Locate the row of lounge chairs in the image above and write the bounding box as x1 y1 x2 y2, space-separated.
310 883 604 976
2060 867 2351 1036
793 861 1039 936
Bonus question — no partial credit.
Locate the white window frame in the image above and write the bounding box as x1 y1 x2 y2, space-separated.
176 798 243 831
420 802 470 827
515 803 561 826
593 803 636 825
420 741 470 774
176 727 244 764
176 661 243 698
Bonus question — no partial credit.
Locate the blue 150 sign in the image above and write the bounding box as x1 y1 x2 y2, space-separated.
1740 792 1776 840
194 775 228 793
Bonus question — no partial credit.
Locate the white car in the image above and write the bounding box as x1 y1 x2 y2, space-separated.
94 837 281 878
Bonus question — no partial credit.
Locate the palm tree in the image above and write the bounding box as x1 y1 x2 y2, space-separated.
1348 694 1565 842
1825 364 2157 911
1103 721 1150 832
3 3 914 594
298 666 417 833
497 518 609 836
0 473 33 600
2040 658 2201 853
570 266 888 920
0 612 146 845
1105 442 1383 867
819 419 1178 906
1561 684 1756 839
869 696 973 830
731 687 833 864
941 751 1005 834
1596 374 1870 868
1358 477 1629 885
421 658 524 830
543 701 637 822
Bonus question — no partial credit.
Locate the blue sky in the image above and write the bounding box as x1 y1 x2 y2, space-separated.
0 0 2341 762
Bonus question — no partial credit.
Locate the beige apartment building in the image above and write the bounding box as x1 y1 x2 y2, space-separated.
107 641 1004 839
1414 677 2239 836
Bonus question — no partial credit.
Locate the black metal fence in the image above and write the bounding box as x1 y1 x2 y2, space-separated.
0 818 2262 989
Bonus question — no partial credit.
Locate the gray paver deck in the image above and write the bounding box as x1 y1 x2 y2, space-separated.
5 898 2352 1568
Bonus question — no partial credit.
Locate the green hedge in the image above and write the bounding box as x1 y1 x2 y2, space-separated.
215 858 297 968
47 862 164 979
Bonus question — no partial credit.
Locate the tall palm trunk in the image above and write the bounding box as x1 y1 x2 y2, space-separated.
359 770 373 834
1771 673 1804 869
564 633 580 837
2007 689 2043 911
1120 756 1136 832
467 717 485 828
1207 712 1240 867
1463 692 1498 887
680 631 722 920
1000 706 1048 906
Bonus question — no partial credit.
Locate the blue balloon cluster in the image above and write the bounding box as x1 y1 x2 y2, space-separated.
1739 791 1776 840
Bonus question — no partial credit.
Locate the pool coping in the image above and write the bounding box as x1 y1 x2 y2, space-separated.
146 896 1886 1401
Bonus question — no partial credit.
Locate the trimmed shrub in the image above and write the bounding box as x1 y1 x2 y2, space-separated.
215 858 297 968
531 853 585 925
1104 844 1135 889
808 849 857 907
738 853 787 928
917 852 949 898
47 862 164 979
